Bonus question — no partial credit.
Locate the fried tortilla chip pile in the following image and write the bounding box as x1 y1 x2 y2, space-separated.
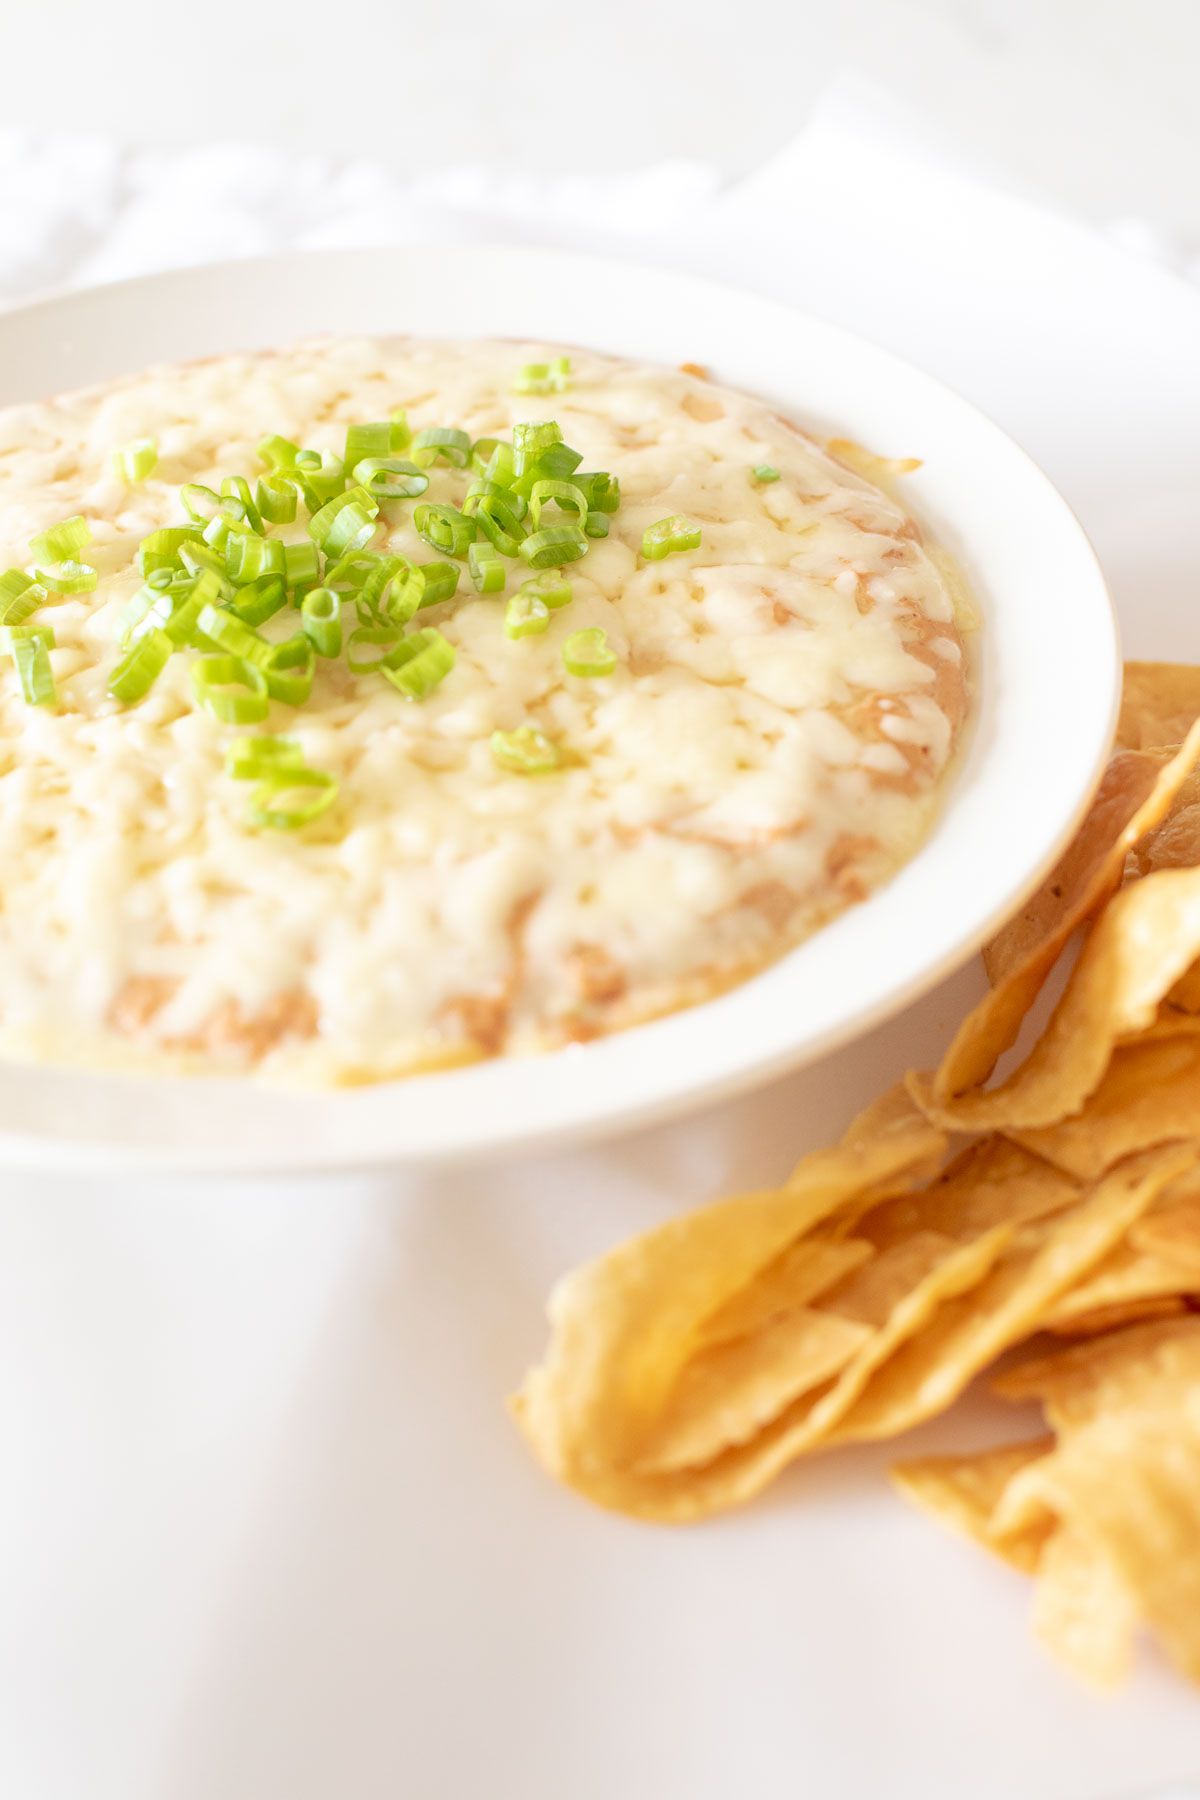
513 662 1200 1691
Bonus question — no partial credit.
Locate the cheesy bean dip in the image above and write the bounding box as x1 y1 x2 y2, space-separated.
0 339 970 1082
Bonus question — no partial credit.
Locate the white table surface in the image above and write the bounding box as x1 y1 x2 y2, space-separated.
3 102 1200 1800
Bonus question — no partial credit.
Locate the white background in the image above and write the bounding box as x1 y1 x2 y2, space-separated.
3 0 1200 238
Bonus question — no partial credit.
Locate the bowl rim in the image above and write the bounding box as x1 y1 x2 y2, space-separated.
0 242 1120 1172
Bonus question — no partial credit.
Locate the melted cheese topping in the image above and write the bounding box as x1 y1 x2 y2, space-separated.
0 338 970 1081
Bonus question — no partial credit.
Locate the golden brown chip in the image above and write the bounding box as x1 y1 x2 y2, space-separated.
1117 661 1200 751
822 1146 1192 1446
1013 1035 1200 1180
1042 1237 1198 1328
1132 1194 1200 1272
890 1438 1053 1572
632 1310 870 1475
992 1314 1200 1431
924 722 1200 1111
859 1136 1079 1247
921 863 1200 1133
699 1238 872 1348
1028 1527 1139 1689
984 747 1173 986
513 1091 946 1504
1046 1296 1189 1337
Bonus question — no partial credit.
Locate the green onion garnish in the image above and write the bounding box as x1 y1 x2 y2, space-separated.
0 570 45 627
641 515 701 560
352 456 429 501
518 525 588 569
13 634 56 707
563 627 617 678
257 435 300 470
518 573 572 611
470 493 526 557
512 421 563 475
229 575 286 628
113 438 158 483
468 541 506 595
514 356 570 396
482 441 517 487
247 765 338 831
30 516 90 565
191 654 269 724
574 472 620 513
262 635 315 706
226 735 305 780
140 526 203 576
301 586 342 658
346 625 399 674
505 592 550 639
35 559 97 595
0 623 54 653
413 561 460 608
225 534 286 587
221 475 264 535
414 502 475 559
380 628 455 700
344 420 410 472
308 484 379 558
584 512 609 539
411 426 471 470
752 464 781 483
490 726 561 774
528 479 588 533
109 628 172 704
255 475 298 524
283 541 321 592
181 484 224 523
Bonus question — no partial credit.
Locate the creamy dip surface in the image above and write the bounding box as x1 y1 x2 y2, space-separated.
0 338 971 1082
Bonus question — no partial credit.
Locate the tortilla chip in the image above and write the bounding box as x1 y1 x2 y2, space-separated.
890 1438 1054 1571
992 1315 1200 1431
699 1237 872 1348
922 863 1200 1133
1013 1034 1200 1180
513 1092 946 1495
1117 661 1200 751
1168 962 1200 1011
1028 1527 1139 1689
822 1146 1194 1445
984 748 1172 986
859 1136 1079 1248
1131 1194 1200 1272
1046 1296 1189 1337
1042 1236 1199 1327
924 722 1200 1109
633 1309 871 1474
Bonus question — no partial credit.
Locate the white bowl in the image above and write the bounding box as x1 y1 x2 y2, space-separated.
0 245 1119 1172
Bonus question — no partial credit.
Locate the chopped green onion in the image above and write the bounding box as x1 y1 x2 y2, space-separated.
752 464 781 483
490 726 561 775
139 526 203 576
283 541 321 590
113 437 158 483
468 541 506 594
295 450 346 508
34 559 97 595
196 602 270 666
352 456 429 501
574 472 620 513
356 556 419 627
132 569 221 649
518 573 572 611
202 509 253 553
0 570 45 627
301 586 342 658
414 503 475 558
229 574 287 628
413 561 460 608
192 655 269 723
344 421 411 471
584 512 609 539
505 592 550 639
12 634 56 707
528 479 588 532
0 623 54 652
518 525 588 569
255 474 298 524
323 551 380 594
563 626 617 677
178 540 231 587
511 443 583 495
380 627 455 700
642 515 702 560
181 483 225 523
308 484 379 558
389 409 412 453
226 735 305 780
514 355 570 395
29 515 90 565
257 434 301 470
482 441 517 487
470 493 526 557
512 421 563 474
225 533 286 586
262 634 315 706
346 625 399 674
470 436 507 475
247 766 338 831
221 475 264 535
465 477 528 521
109 628 172 704
411 426 472 469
